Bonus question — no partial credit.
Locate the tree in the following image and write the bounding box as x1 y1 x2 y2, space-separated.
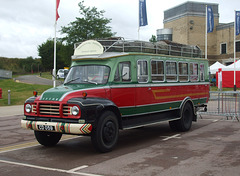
38 39 72 71
149 35 157 44
60 0 115 45
38 1 114 71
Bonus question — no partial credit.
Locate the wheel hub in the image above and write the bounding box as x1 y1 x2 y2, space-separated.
103 121 115 143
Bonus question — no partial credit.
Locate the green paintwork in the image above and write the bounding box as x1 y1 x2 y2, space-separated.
120 98 208 117
40 84 99 101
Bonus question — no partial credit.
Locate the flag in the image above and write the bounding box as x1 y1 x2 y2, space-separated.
207 6 214 33
56 0 60 21
139 0 148 27
236 11 240 36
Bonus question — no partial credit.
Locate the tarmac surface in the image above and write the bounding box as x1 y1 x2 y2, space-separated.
1 112 240 176
0 105 23 117
15 75 62 86
1 76 240 175
1 100 240 176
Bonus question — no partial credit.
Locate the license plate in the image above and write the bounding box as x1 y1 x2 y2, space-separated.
38 125 55 131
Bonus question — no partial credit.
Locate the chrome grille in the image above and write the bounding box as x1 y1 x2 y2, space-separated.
63 105 72 116
39 104 60 116
32 104 37 114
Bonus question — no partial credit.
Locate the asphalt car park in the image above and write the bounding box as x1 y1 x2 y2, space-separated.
1 114 240 176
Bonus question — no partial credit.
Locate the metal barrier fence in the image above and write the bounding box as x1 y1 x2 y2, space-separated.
198 91 240 121
0 69 12 79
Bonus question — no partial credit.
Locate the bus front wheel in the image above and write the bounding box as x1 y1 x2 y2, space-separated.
91 111 119 153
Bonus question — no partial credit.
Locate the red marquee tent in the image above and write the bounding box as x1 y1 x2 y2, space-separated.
216 70 240 88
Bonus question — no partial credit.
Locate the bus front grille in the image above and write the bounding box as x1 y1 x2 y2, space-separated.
39 104 60 116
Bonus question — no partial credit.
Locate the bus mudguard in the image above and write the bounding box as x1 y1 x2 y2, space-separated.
67 97 122 128
179 97 197 121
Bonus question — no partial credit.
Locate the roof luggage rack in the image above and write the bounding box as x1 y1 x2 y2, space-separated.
74 37 202 58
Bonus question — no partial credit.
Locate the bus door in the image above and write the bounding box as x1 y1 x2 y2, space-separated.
110 61 136 116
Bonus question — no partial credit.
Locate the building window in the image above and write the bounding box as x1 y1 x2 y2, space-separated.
157 34 172 41
236 41 240 52
221 43 227 54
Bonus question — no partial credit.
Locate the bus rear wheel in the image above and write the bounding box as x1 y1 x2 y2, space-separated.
91 111 119 153
169 102 193 132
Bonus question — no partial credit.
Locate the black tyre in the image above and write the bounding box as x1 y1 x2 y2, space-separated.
91 111 119 153
34 131 62 147
169 102 193 132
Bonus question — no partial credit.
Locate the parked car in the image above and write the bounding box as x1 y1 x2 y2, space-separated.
57 69 67 79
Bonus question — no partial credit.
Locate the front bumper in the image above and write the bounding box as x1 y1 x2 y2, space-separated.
21 120 92 135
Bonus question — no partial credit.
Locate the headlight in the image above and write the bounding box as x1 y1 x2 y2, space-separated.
25 104 32 113
71 106 79 116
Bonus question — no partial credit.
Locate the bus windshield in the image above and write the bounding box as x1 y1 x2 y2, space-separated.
64 65 110 85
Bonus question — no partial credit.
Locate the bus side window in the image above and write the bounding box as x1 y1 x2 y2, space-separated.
166 61 177 82
179 62 188 82
200 63 205 81
190 63 199 81
114 62 131 82
137 60 148 83
151 60 164 82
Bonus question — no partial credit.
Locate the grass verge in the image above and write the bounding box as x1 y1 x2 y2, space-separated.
0 79 51 106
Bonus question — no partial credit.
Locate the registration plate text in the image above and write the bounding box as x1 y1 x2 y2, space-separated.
38 125 55 131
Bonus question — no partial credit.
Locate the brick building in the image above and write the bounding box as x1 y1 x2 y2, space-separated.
157 1 240 65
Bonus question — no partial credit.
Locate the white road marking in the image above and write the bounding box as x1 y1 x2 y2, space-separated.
0 159 102 176
68 165 89 172
161 134 181 141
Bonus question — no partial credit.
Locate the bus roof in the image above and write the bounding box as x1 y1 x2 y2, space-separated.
72 38 202 60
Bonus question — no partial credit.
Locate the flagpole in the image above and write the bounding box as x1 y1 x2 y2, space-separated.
53 0 60 88
138 0 140 40
53 21 57 88
205 5 208 60
234 10 236 91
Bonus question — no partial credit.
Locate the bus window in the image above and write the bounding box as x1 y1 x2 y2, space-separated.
200 63 205 81
190 63 198 81
179 62 188 82
151 60 164 82
166 61 177 82
137 60 148 83
114 62 131 82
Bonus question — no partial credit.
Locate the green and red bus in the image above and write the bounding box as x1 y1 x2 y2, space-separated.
21 38 209 152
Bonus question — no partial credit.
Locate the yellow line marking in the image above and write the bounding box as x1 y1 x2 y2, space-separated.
0 141 38 152
0 135 78 153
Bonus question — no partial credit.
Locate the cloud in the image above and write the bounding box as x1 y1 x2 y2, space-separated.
0 0 238 58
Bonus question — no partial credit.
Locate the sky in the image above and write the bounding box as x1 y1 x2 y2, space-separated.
0 0 239 58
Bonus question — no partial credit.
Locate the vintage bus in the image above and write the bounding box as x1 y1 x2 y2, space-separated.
21 38 209 152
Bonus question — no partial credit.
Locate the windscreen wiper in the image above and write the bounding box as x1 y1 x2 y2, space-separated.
64 77 81 85
83 80 98 85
